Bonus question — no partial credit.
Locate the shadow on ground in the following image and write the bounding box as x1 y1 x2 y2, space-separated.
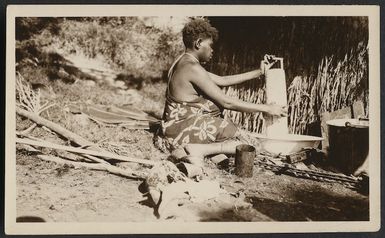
198 184 368 222
249 185 369 221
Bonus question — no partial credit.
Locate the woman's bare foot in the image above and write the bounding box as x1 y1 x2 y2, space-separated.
184 144 209 158
184 155 204 167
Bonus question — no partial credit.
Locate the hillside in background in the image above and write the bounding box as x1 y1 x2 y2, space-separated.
16 17 186 86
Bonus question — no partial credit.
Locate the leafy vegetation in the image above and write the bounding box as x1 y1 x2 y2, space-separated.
16 17 184 87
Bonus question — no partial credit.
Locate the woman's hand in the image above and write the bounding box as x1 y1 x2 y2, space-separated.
260 54 277 75
265 103 288 117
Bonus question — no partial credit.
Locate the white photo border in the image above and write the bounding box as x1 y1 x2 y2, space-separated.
5 4 381 235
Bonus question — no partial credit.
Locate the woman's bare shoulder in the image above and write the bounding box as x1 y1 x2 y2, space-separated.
174 59 205 80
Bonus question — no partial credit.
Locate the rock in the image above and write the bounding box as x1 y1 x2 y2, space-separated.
72 113 90 127
171 147 187 160
294 162 309 170
114 80 127 89
211 154 230 169
57 67 70 79
83 80 96 87
211 154 228 164
16 216 46 222
264 170 275 176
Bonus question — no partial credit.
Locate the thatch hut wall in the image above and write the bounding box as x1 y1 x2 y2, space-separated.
207 17 368 134
208 17 367 82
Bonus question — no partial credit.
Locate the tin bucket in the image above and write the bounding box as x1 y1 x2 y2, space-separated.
326 118 369 174
235 144 256 177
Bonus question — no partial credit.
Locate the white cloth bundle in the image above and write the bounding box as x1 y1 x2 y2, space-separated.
264 63 288 136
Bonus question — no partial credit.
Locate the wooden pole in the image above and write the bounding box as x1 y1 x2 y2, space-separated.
37 155 145 179
16 108 96 148
16 138 156 166
16 132 110 165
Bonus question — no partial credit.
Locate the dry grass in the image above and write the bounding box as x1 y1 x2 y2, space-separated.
16 72 55 115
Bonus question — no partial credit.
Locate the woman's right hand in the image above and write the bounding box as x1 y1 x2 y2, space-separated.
265 103 288 117
260 54 277 75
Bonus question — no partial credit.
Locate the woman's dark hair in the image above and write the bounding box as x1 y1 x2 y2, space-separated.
182 18 218 48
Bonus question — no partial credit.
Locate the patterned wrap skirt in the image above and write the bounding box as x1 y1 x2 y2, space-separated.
158 92 238 151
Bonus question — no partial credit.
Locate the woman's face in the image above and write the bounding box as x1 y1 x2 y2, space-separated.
198 38 213 63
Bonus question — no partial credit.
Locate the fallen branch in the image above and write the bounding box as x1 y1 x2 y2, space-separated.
17 132 110 165
81 154 111 165
16 107 96 148
16 137 157 166
18 123 37 135
37 155 146 180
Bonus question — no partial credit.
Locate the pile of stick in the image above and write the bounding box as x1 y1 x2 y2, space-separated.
16 107 155 179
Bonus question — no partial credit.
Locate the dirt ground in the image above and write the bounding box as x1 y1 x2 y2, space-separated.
15 54 369 223
16 147 369 222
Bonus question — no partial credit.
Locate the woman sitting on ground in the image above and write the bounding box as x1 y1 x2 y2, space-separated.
158 18 287 165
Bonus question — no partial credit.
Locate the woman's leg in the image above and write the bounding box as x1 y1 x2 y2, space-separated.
184 140 242 158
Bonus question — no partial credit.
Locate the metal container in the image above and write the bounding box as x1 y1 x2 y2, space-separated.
235 144 256 177
253 134 323 155
326 118 369 174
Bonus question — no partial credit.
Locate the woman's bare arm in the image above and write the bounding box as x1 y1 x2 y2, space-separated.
189 65 287 116
208 56 277 87
208 70 263 87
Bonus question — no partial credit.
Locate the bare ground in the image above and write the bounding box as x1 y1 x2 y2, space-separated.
16 147 369 222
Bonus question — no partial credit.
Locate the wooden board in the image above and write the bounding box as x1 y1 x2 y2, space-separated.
265 68 288 136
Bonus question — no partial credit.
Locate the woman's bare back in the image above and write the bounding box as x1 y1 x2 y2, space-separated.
169 55 204 102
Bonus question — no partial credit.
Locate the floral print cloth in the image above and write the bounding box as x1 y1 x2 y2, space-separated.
160 92 238 150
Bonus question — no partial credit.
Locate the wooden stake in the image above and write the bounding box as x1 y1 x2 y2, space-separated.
37 155 145 179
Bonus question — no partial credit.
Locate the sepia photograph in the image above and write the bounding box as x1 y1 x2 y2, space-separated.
5 4 381 235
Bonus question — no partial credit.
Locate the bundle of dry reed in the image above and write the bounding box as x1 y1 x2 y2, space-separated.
223 78 266 133
288 42 368 134
16 72 55 115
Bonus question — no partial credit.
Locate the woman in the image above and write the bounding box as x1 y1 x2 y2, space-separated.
159 18 287 165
